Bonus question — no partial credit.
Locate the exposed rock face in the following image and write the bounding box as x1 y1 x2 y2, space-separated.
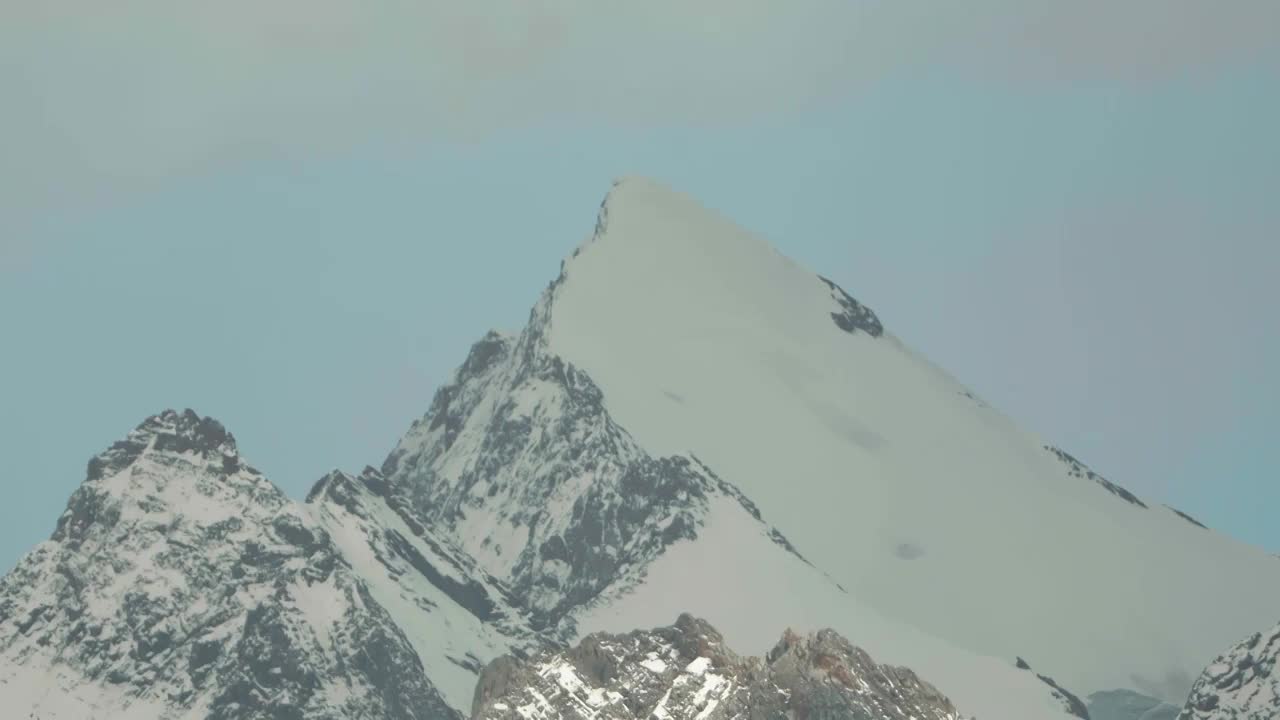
1044 445 1147 509
0 410 459 720
819 275 884 338
1017 657 1092 719
1178 621 1280 720
471 614 964 720
380 326 710 627
379 295 803 631
305 465 549 711
308 466 530 631
1164 507 1209 531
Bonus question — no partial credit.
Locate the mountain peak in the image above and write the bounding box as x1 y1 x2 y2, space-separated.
141 408 236 455
561 176 882 345
585 175 748 252
601 175 692 210
548 179 888 432
85 408 239 483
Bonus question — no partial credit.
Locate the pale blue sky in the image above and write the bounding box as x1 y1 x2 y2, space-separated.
2 2 1278 572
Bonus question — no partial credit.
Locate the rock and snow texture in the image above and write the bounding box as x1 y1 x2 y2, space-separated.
530 176 1280 704
1016 657 1091 719
368 177 1279 717
0 410 459 720
1178 620 1280 720
571 475 1075 720
306 465 546 711
379 321 804 630
374 178 1086 720
471 614 963 720
4 177 1277 720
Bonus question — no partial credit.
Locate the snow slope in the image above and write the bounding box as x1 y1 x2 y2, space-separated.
538 177 1280 703
577 494 1079 720
306 466 545 711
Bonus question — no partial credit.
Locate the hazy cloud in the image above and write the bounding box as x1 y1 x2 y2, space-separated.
0 235 32 275
4 1 1278 195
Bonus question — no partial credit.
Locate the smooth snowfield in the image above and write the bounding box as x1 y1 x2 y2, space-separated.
549 177 1280 703
578 495 1077 720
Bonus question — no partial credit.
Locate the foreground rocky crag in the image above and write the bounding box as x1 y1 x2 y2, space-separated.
1178 620 1279 720
0 410 459 720
471 614 964 720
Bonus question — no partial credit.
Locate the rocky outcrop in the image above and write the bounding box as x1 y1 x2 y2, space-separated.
1017 657 1091 719
1044 445 1147 509
819 275 884 338
1178 621 1280 720
471 614 964 720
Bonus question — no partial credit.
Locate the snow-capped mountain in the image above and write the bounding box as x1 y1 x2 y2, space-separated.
0 410 460 719
534 178 1280 700
1178 620 1279 720
364 180 1083 720
471 614 964 720
3 177 1277 720
372 324 808 631
372 177 1280 717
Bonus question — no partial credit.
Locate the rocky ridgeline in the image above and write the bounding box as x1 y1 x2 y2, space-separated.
380 303 806 632
471 614 964 720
